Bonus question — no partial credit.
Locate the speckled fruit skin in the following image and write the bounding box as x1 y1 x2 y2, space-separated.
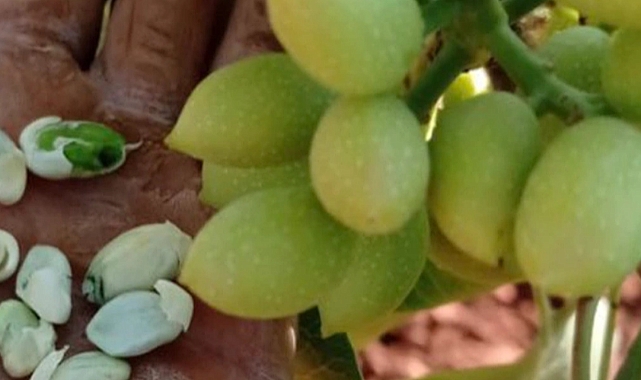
310 95 429 235
537 26 610 94
165 53 333 167
602 29 641 124
267 0 424 96
516 117 641 298
429 92 542 267
557 0 641 29
179 186 357 319
199 160 309 209
318 211 427 337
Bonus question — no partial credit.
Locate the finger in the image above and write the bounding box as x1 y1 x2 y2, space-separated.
93 0 228 126
0 0 107 68
211 0 282 70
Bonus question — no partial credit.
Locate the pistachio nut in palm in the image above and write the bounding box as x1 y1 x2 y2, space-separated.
18 116 137 180
0 129 27 206
15 246 72 325
82 221 192 305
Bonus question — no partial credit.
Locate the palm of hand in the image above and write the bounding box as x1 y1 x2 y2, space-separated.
0 0 293 379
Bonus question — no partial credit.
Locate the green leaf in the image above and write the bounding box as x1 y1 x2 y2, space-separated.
398 224 514 311
295 308 363 380
398 257 496 311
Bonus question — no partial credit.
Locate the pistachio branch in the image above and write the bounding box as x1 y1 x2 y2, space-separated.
460 0 612 121
406 0 551 121
573 297 598 380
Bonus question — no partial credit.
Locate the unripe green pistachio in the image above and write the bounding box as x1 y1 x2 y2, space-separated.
18 116 136 180
0 129 27 206
16 246 72 324
82 221 192 305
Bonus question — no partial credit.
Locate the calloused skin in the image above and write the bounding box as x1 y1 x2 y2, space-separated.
0 0 293 379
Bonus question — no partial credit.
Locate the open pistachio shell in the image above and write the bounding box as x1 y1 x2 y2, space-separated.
86 291 183 358
29 346 68 380
16 246 72 324
0 319 57 378
154 280 194 332
50 351 131 380
0 230 20 282
82 221 192 305
0 129 27 206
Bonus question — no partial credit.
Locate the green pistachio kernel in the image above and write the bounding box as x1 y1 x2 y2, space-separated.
19 116 135 180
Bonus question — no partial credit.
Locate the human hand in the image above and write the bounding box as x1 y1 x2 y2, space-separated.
0 0 293 379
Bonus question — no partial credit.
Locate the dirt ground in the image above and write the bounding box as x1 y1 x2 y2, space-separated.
360 275 641 380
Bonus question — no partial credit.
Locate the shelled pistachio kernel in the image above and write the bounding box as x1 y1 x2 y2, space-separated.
0 300 56 378
82 221 192 305
29 345 68 380
0 229 20 282
0 129 27 206
16 246 72 324
18 116 133 180
50 351 131 380
86 281 193 358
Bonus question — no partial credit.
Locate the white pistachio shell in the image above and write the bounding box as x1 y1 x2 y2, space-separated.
19 117 73 180
50 351 131 380
86 291 183 358
0 300 39 338
154 280 194 332
0 129 27 206
0 320 57 378
16 246 72 324
82 221 192 305
0 230 20 282
29 345 68 380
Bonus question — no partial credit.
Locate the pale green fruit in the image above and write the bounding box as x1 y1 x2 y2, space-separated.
267 0 424 95
199 160 309 209
539 113 566 147
179 186 357 319
318 211 427 337
429 92 542 266
310 95 429 235
165 53 333 167
602 29 641 123
516 117 641 297
537 26 610 94
556 0 641 29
